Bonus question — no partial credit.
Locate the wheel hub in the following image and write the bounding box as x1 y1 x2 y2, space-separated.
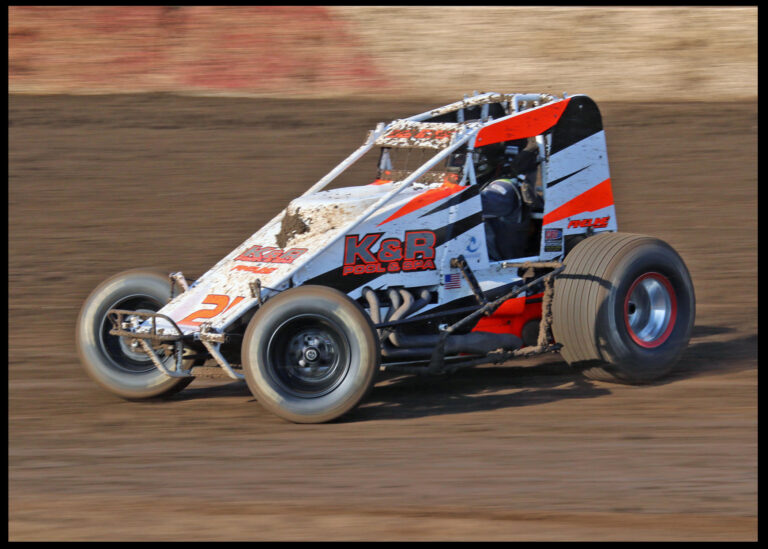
289 331 337 376
267 314 351 398
303 346 320 363
624 272 677 348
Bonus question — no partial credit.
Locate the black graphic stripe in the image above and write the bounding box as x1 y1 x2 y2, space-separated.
549 95 603 156
432 210 483 248
418 184 479 218
545 165 590 189
304 263 382 294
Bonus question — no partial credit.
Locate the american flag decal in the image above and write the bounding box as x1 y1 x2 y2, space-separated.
444 273 461 289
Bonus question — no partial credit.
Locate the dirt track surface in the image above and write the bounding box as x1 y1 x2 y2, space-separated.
8 95 757 540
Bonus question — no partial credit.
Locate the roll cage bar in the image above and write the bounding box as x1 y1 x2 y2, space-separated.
292 92 559 278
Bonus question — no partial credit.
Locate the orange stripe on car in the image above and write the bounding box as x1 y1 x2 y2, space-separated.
377 182 466 226
542 178 614 226
474 99 571 146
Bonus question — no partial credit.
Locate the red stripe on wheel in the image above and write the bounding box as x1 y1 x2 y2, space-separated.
624 272 678 348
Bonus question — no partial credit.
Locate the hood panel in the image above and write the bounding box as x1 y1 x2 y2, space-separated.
149 183 427 333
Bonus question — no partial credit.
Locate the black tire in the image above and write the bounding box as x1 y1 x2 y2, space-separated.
76 269 194 399
552 232 695 383
242 285 380 423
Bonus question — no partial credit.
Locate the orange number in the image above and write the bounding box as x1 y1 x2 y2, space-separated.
178 294 230 327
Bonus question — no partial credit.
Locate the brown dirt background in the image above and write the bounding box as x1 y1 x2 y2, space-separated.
8 94 756 541
7 5 757 542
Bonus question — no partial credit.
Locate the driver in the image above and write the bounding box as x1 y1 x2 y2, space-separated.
479 137 543 260
481 179 527 260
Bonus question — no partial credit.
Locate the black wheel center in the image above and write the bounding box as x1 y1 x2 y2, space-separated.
303 346 320 362
267 314 351 398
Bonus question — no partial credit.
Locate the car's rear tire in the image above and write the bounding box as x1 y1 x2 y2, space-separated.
242 285 380 423
552 232 695 383
77 269 194 399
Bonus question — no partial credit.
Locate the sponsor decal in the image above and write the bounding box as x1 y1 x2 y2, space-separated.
235 244 308 264
444 273 461 289
566 216 610 229
383 128 454 141
544 228 563 252
342 230 437 276
231 265 277 274
466 235 480 253
305 212 483 293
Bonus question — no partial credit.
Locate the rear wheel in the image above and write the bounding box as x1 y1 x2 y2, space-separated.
552 232 695 383
77 270 194 399
242 285 380 423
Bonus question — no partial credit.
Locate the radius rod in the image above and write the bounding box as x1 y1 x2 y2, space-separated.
427 264 565 373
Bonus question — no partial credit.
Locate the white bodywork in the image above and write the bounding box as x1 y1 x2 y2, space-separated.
138 92 617 343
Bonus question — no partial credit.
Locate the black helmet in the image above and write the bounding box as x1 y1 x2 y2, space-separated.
474 143 504 179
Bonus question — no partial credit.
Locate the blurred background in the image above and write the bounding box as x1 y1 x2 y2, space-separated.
9 6 756 100
9 6 757 542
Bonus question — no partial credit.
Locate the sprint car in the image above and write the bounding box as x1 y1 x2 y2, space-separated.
77 92 696 423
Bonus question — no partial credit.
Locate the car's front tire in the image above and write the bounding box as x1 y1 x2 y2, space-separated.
241 285 380 423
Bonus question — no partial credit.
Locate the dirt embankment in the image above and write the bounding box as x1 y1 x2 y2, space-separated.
8 94 756 540
8 6 388 96
9 7 756 101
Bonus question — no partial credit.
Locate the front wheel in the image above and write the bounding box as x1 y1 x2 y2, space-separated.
552 232 695 383
76 269 194 399
241 285 380 423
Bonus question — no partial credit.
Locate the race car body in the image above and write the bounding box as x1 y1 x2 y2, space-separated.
150 93 615 336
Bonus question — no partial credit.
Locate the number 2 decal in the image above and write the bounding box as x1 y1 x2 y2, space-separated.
178 294 245 327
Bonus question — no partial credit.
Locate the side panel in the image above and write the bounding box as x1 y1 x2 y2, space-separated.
296 182 530 329
540 96 617 259
297 184 486 300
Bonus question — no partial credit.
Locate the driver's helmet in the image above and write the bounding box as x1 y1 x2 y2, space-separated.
474 143 505 180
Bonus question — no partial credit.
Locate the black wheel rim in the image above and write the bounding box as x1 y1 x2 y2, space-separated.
266 314 351 398
99 295 163 374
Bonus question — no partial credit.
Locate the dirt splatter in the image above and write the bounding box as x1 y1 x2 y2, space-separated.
275 208 310 249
